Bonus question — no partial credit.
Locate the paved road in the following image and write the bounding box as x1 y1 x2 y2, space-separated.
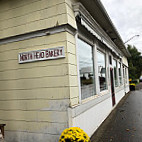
91 83 142 142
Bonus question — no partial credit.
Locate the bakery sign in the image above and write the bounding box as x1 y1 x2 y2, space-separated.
19 46 65 64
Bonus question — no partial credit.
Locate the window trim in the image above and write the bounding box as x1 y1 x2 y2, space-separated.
113 58 119 87
97 49 108 92
76 36 96 102
118 61 123 86
122 64 129 85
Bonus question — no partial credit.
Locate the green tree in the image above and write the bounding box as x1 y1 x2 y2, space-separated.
127 45 142 79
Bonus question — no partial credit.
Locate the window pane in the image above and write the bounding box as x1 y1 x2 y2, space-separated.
125 67 128 84
113 59 118 87
123 67 128 84
97 51 107 91
77 38 95 100
118 63 122 85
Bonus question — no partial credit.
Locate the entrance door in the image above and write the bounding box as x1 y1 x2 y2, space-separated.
110 68 116 106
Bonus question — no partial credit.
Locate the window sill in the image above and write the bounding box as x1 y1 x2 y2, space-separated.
69 91 110 118
81 89 109 104
99 90 109 96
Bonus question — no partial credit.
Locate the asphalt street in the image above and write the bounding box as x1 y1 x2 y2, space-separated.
91 83 142 142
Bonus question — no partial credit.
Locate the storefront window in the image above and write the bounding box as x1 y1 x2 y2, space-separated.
125 67 128 84
97 50 107 91
123 66 125 83
118 62 122 85
123 66 128 84
77 38 95 100
113 59 118 87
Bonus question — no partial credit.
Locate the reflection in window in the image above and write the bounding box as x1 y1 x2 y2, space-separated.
113 59 118 87
97 51 107 91
77 38 95 100
125 67 128 84
118 63 122 85
123 66 128 84
123 66 125 83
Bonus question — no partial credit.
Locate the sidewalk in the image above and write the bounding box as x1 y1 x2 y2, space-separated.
91 83 142 142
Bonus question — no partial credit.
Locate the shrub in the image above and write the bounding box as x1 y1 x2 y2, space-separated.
59 127 90 142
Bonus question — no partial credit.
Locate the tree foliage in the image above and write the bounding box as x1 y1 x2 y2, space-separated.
127 45 142 79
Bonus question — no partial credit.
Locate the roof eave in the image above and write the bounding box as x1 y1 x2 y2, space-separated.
81 0 130 57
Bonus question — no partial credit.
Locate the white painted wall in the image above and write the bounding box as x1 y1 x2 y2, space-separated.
70 85 130 137
71 97 112 137
122 56 128 67
115 88 125 104
126 85 130 93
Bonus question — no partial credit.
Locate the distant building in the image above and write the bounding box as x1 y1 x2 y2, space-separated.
0 0 129 142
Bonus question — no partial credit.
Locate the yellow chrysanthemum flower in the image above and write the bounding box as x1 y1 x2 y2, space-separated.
59 127 90 142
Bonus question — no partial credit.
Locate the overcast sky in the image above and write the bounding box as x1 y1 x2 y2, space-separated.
101 0 142 53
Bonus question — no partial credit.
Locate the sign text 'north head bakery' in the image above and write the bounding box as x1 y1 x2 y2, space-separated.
19 47 65 64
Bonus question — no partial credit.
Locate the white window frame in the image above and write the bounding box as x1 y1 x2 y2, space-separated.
118 62 123 86
76 34 97 102
97 49 108 92
113 58 119 87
